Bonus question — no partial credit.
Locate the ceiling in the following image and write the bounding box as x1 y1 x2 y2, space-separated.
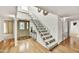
1 6 79 18
0 6 79 20
37 6 79 17
0 6 16 18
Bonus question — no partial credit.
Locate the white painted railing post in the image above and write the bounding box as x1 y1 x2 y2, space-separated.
14 6 18 47
14 18 18 47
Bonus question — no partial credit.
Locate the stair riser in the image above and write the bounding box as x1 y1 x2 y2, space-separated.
45 39 55 45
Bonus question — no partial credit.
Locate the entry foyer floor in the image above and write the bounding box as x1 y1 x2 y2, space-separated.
0 37 79 53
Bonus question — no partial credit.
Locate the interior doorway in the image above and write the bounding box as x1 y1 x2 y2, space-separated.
62 20 70 41
17 20 30 40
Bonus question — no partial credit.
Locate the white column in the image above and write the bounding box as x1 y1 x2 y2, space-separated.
58 16 63 44
14 18 18 46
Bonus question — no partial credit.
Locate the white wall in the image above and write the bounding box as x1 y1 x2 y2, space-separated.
0 19 4 34
17 12 30 20
58 17 63 44
0 19 4 40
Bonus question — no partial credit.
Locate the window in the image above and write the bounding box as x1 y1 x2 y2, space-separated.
4 22 7 33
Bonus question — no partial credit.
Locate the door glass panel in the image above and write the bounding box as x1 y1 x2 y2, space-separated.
27 22 29 30
19 22 25 30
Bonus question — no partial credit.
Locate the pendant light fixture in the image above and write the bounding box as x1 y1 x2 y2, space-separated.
43 10 48 16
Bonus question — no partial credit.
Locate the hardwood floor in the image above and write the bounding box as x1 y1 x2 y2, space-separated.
0 37 79 53
52 37 79 53
0 38 49 53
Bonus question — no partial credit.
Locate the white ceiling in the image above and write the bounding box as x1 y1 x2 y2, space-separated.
37 6 79 17
0 6 16 18
1 6 79 20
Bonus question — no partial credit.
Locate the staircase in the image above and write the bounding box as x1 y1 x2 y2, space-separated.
28 13 57 50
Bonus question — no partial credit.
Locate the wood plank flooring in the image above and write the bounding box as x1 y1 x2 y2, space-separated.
0 38 49 53
52 37 79 53
0 37 79 53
